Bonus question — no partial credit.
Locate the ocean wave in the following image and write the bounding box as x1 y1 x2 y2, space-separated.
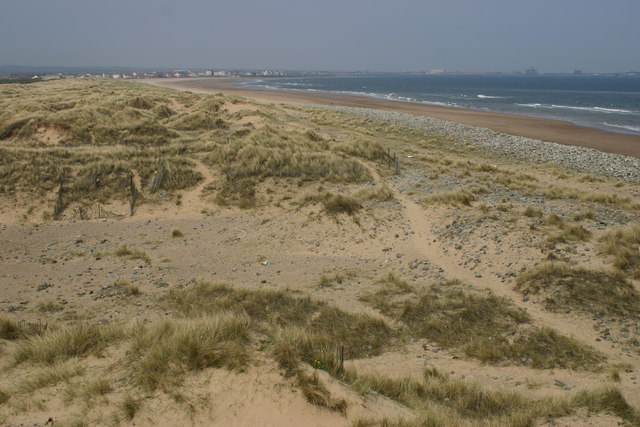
602 122 640 133
477 94 509 99
516 103 637 114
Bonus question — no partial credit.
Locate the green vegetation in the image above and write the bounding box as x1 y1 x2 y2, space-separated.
516 262 640 317
362 278 603 369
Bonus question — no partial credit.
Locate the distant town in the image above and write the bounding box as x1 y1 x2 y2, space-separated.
1 66 639 82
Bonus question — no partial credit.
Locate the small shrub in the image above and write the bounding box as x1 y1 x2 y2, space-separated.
171 229 184 238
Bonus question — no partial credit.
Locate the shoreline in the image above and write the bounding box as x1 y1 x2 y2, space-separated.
145 77 640 159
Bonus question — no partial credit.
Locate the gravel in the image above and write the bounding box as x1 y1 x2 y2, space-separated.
318 105 640 183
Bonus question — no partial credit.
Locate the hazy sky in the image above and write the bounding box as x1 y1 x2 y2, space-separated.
1 0 638 73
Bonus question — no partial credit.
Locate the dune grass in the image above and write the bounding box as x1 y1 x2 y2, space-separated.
343 368 639 426
302 191 363 216
599 222 640 278
516 262 640 317
127 313 251 391
421 189 475 207
114 245 151 265
14 323 123 365
361 279 603 369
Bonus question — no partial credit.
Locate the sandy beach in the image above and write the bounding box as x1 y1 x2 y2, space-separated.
146 77 640 159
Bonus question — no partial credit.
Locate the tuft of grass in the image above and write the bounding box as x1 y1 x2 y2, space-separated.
171 229 184 238
216 177 257 209
121 393 142 421
421 189 475 207
111 278 140 296
544 213 564 227
114 245 151 265
547 224 591 244
599 222 640 278
0 389 10 405
572 208 596 221
303 192 362 216
339 367 639 426
14 323 123 365
297 371 347 414
354 184 395 201
359 272 412 310
37 300 64 313
363 280 601 369
543 185 639 209
516 262 640 317
127 313 251 391
523 206 543 218
0 316 24 340
332 137 387 162
16 361 85 393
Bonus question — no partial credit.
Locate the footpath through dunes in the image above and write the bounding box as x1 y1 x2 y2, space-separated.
1 78 640 426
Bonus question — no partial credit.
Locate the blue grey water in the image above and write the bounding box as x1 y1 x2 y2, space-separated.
246 75 640 136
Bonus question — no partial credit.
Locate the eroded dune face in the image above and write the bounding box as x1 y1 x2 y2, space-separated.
0 79 639 426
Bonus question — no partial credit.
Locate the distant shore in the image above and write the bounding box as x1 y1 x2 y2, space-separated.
145 77 640 159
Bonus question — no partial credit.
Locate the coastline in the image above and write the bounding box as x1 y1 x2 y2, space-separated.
145 77 640 159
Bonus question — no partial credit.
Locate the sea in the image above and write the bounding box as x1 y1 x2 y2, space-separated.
244 75 640 136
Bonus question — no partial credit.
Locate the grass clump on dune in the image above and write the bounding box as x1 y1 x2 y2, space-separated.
0 316 26 340
516 262 640 317
543 185 639 209
302 191 362 216
128 313 251 391
332 137 387 161
421 189 475 207
354 184 395 201
362 279 603 369
345 368 639 426
114 245 152 265
14 323 123 365
599 222 640 278
206 127 371 183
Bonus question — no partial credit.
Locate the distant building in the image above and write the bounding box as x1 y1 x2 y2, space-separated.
525 67 538 75
430 69 446 75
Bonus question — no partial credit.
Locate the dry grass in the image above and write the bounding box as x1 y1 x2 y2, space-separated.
354 184 395 201
599 222 640 278
128 313 250 391
297 371 347 414
546 224 592 244
543 185 639 209
302 192 362 216
362 280 602 369
516 262 640 317
16 361 85 393
332 137 388 161
114 245 151 265
342 367 639 426
14 323 123 365
421 189 475 207
0 316 24 340
110 278 141 296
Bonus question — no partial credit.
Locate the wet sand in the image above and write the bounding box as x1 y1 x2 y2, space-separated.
145 78 640 159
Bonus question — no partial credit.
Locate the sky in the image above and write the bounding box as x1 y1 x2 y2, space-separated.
1 0 639 73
